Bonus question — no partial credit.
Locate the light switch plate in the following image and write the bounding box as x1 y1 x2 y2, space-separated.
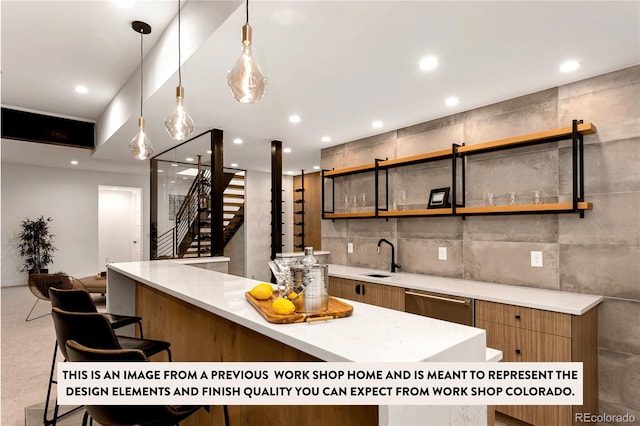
531 251 543 267
348 242 354 254
438 247 447 261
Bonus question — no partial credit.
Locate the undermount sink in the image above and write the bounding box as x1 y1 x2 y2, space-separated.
362 272 391 278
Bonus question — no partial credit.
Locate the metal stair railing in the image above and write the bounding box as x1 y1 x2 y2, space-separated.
175 169 211 257
156 228 176 258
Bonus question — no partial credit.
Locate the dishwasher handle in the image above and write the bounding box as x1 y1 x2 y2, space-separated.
405 290 471 305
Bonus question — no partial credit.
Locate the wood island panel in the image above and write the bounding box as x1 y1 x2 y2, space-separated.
135 282 378 426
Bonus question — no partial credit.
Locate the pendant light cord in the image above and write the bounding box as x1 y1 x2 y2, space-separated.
139 30 143 118
245 0 249 24
178 0 182 86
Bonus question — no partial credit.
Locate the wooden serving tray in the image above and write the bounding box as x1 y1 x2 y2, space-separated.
245 292 353 324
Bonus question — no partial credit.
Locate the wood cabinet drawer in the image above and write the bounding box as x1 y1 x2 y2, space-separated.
476 300 571 337
476 320 571 362
328 277 404 311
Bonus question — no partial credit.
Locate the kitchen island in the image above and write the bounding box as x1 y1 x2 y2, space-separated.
107 260 491 426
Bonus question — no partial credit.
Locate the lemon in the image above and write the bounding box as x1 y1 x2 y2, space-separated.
250 283 274 300
287 292 298 300
272 298 296 315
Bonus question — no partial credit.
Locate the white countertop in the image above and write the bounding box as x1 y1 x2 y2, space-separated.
329 264 603 315
170 256 230 265
108 261 486 363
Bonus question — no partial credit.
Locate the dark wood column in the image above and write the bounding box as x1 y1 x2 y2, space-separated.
150 158 159 259
271 140 282 260
211 129 224 256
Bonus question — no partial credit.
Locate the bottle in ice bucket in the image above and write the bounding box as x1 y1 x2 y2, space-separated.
289 247 328 313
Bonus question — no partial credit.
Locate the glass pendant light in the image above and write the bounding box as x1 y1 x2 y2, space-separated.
129 21 154 160
227 0 266 103
164 0 195 140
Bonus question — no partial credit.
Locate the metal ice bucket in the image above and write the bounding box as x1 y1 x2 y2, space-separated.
289 262 328 313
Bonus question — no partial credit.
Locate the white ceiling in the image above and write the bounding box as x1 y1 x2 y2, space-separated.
2 0 639 176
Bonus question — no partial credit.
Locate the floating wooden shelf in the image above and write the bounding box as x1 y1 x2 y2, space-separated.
457 202 593 215
457 122 597 155
323 163 376 177
378 148 453 168
378 208 453 217
324 211 376 219
322 120 595 220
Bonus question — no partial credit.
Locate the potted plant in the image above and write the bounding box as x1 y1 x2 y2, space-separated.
17 216 56 274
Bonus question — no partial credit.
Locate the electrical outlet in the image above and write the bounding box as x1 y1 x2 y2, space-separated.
347 242 354 254
438 247 447 261
531 251 543 267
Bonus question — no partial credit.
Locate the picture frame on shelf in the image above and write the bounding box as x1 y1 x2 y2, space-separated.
427 187 450 209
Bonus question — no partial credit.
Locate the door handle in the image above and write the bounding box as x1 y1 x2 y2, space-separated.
405 290 470 305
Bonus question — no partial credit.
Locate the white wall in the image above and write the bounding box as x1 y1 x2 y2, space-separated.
243 171 293 281
1 162 149 286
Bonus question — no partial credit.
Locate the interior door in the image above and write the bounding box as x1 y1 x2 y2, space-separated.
98 186 143 271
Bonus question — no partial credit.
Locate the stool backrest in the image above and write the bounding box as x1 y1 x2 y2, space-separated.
64 340 199 426
51 307 120 361
65 339 148 362
49 288 97 313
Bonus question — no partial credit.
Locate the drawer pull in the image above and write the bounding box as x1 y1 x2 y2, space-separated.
515 349 521 354
515 314 521 319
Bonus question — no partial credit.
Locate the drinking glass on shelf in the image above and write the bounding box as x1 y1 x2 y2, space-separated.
509 192 519 206
350 194 358 211
359 193 366 208
533 190 542 205
486 193 496 207
343 195 349 212
398 190 407 211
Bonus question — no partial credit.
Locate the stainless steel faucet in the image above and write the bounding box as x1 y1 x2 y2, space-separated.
377 238 400 273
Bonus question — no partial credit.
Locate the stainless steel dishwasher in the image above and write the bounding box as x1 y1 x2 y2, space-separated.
404 289 474 326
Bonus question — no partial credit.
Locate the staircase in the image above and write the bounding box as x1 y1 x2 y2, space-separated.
156 169 245 259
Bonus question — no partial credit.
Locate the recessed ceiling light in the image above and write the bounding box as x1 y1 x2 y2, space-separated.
321 136 331 143
169 180 175 183
445 97 459 107
233 138 243 144
283 147 292 153
206 150 212 154
231 163 238 167
313 165 320 170
74 85 88 94
419 56 438 71
158 170 164 173
70 160 78 165
181 177 189 180
171 163 178 167
185 157 194 162
372 120 383 129
287 170 294 175
560 60 581 73
289 114 301 123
